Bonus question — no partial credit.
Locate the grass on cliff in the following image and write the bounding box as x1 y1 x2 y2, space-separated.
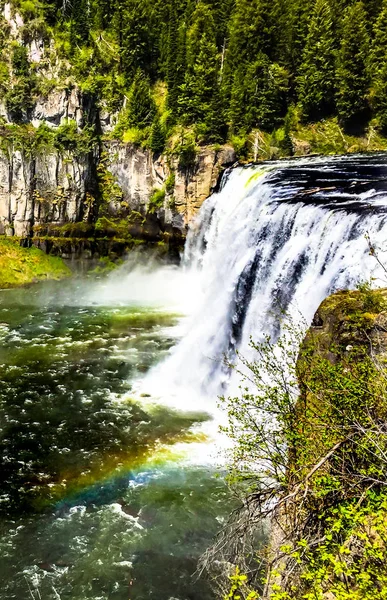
0 237 71 288
232 114 387 162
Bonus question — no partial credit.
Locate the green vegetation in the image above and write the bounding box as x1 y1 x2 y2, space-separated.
149 188 166 212
5 42 38 122
214 288 387 599
1 0 387 159
0 237 70 288
297 0 336 122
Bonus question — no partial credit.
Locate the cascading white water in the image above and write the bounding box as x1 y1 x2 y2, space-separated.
144 155 387 410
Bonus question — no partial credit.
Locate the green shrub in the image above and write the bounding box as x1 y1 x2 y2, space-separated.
175 135 197 170
122 127 148 146
149 188 165 211
229 134 249 160
5 79 36 121
165 172 175 194
0 62 9 92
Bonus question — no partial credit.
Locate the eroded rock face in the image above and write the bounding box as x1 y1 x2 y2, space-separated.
0 150 94 238
0 140 235 255
172 145 236 225
104 141 236 231
31 88 84 128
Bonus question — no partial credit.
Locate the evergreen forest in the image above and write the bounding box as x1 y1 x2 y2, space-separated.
3 0 387 152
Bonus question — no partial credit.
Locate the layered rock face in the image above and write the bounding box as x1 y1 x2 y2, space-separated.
0 86 235 257
104 142 235 229
0 149 94 238
0 136 235 256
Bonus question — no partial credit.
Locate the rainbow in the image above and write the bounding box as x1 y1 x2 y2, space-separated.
32 430 210 512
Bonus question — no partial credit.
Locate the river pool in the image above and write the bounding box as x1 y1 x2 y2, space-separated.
0 267 234 600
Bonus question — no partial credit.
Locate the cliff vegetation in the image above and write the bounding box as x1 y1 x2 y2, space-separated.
2 0 387 157
209 286 387 599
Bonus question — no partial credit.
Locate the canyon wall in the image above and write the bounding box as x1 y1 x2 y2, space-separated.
0 84 235 257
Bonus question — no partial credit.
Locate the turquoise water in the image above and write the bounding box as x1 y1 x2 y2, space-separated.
0 278 234 600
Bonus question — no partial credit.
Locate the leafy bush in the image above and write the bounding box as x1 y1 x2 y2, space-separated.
165 173 175 194
0 62 9 93
122 127 149 146
11 44 30 77
5 79 36 121
229 134 249 160
174 134 197 170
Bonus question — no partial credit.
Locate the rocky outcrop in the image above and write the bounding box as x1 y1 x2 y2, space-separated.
171 145 236 225
0 138 235 258
0 149 95 238
31 88 84 128
264 287 387 599
104 141 236 228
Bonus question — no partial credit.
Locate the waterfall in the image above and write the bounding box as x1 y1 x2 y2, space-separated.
144 155 387 410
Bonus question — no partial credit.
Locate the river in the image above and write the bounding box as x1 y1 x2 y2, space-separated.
0 265 234 600
2 154 387 599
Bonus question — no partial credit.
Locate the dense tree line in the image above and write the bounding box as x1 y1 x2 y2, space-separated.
8 0 387 143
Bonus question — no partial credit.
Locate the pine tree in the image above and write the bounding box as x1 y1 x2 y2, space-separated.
70 0 91 44
11 45 30 77
369 0 387 76
222 0 265 100
119 0 153 82
282 0 316 73
279 111 294 156
369 0 387 132
297 0 336 121
126 70 156 128
372 61 387 132
202 0 235 48
336 2 370 129
365 0 383 22
93 0 114 29
229 53 289 132
165 0 180 113
178 2 223 133
149 115 166 153
228 67 247 132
